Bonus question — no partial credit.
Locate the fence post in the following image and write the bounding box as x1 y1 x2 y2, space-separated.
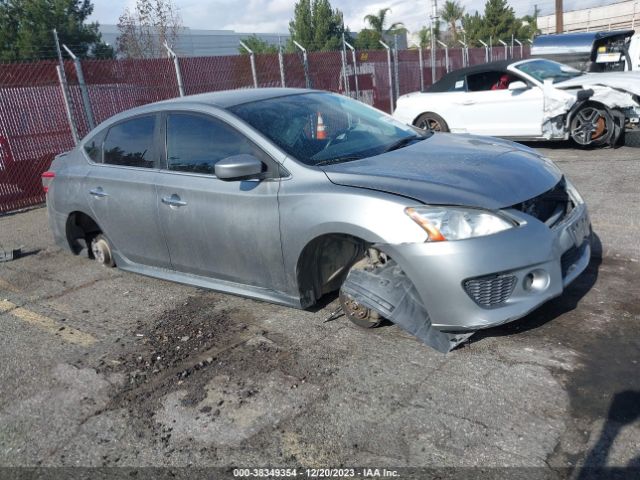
437 40 449 72
278 43 286 88
344 39 359 101
239 41 258 88
458 40 468 67
341 33 350 95
499 39 508 60
293 41 311 89
379 40 394 113
163 41 185 96
53 29 80 143
56 65 79 145
393 35 400 102
479 39 489 63
62 44 95 130
515 39 523 58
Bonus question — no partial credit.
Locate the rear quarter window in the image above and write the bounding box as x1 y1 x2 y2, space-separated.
83 130 106 163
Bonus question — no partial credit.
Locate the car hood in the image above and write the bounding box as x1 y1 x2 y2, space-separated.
556 72 640 96
320 133 563 210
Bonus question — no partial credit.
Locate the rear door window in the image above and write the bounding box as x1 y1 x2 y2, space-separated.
103 115 156 168
165 113 269 175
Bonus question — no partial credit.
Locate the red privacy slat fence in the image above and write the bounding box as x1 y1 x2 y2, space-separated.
0 46 530 214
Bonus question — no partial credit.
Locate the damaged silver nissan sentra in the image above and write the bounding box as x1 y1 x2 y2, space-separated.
43 89 592 352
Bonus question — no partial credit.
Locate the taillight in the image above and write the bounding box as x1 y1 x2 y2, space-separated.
42 171 55 193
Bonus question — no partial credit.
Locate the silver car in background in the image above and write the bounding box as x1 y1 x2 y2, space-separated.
43 89 592 352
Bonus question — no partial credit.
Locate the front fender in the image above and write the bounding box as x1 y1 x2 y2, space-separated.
277 182 428 296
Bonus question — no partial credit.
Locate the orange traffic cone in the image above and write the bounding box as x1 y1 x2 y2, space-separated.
316 112 327 140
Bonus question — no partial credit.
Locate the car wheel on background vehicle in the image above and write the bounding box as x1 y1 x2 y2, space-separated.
90 234 115 267
414 112 449 133
570 104 614 147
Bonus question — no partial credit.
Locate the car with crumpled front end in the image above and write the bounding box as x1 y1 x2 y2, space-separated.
43 89 592 352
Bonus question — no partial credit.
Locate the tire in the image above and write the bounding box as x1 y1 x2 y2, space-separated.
569 104 614 147
624 130 640 148
338 290 383 329
90 234 115 267
414 112 449 133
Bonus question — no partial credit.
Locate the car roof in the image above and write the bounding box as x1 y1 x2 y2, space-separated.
427 59 521 92
99 87 316 128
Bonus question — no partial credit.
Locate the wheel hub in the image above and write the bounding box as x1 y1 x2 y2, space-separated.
338 291 382 329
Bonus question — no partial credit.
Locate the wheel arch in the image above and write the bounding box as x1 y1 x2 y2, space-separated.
65 210 103 255
295 231 375 308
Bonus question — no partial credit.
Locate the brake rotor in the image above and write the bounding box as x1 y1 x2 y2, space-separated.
338 291 383 329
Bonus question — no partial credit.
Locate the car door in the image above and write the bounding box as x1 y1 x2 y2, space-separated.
155 111 286 291
458 73 544 137
86 114 171 268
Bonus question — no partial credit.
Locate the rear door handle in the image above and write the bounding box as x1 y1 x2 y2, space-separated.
460 100 475 105
89 187 108 198
161 194 187 207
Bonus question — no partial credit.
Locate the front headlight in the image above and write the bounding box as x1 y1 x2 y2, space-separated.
405 206 516 241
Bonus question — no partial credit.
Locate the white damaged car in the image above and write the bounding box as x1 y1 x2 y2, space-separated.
393 58 640 147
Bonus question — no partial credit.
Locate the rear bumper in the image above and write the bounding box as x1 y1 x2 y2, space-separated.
381 202 591 332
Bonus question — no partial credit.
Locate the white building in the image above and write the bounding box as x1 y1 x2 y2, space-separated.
99 25 290 57
538 0 640 34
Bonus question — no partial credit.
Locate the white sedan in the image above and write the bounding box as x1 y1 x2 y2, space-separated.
393 58 640 147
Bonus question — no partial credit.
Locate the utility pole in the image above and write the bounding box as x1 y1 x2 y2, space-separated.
430 0 439 82
555 0 563 33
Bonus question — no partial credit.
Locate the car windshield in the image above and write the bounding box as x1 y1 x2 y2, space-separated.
229 92 427 166
515 59 583 84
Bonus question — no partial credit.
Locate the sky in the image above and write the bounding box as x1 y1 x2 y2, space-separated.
89 0 621 35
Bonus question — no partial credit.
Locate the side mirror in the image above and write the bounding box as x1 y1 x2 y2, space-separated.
215 154 263 181
508 81 529 91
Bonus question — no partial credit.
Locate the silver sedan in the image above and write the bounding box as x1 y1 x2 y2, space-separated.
43 89 592 352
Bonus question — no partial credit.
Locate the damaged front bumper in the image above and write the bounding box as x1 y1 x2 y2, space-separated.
383 202 591 332
342 201 591 352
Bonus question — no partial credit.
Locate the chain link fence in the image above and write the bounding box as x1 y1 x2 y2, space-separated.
0 45 530 214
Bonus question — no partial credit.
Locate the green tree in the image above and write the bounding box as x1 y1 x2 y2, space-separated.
288 0 346 51
363 7 404 38
462 0 527 46
117 0 182 58
417 23 441 48
354 28 381 50
440 1 465 43
0 0 113 62
520 5 541 40
239 34 278 54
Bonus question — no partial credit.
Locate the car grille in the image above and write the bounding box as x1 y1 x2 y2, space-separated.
561 240 590 277
463 273 517 308
511 178 572 226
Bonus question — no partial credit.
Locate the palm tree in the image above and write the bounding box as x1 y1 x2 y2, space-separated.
364 8 405 38
440 0 465 43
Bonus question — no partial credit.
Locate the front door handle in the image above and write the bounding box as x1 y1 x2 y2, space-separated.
460 100 475 105
161 194 187 207
89 187 108 198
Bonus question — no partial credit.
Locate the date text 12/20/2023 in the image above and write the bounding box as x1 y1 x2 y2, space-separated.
233 468 400 477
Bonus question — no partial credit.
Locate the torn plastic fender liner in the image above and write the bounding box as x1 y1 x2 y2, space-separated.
340 260 472 353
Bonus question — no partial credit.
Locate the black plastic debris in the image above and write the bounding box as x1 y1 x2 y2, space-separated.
341 260 472 353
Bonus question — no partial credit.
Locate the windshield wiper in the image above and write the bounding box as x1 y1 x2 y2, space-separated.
383 136 423 153
314 155 364 166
